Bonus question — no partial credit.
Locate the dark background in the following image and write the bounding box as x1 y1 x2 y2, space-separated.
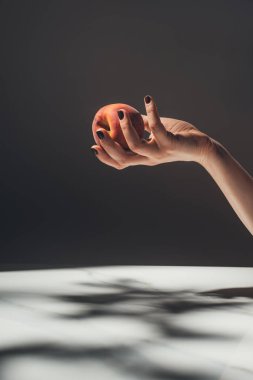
0 0 252 270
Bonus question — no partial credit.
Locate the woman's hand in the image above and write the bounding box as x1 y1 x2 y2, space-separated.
90 95 215 170
90 95 253 234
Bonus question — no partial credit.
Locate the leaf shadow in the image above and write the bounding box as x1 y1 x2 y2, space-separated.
0 278 253 380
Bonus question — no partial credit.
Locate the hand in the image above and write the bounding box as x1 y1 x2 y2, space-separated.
90 95 215 170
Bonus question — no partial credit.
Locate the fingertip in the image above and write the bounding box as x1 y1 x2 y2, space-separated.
144 95 152 104
117 109 124 120
91 146 99 155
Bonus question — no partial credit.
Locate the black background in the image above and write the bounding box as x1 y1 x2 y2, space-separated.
1 0 252 269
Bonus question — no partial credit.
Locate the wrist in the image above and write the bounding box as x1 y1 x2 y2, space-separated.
195 136 226 168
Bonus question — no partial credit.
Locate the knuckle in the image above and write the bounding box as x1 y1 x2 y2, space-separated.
128 141 142 152
117 156 127 165
149 120 162 130
153 148 164 160
146 159 156 166
149 123 157 130
115 163 124 170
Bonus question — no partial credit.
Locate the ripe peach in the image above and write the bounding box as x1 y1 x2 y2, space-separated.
92 103 145 150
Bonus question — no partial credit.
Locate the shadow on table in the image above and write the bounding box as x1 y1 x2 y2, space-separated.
0 278 253 380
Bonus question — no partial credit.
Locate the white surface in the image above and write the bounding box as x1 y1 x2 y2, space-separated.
0 266 253 380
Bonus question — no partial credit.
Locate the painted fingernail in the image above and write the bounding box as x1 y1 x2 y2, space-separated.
145 95 151 104
117 110 124 120
96 130 104 140
91 147 98 155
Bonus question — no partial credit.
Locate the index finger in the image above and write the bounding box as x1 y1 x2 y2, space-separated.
144 95 168 147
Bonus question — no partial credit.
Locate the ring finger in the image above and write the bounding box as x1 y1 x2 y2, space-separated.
95 128 130 164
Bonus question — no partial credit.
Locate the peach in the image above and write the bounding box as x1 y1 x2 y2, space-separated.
92 103 145 150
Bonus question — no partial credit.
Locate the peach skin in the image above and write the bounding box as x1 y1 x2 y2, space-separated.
92 103 145 150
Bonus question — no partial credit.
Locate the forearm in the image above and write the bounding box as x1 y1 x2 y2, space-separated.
199 139 253 235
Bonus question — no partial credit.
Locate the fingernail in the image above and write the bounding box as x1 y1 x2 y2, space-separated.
117 110 124 120
96 130 104 140
91 147 98 155
145 95 151 104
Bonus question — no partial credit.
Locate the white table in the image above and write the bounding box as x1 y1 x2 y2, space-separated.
0 266 253 380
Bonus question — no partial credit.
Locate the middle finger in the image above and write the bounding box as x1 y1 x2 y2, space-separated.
117 109 153 156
